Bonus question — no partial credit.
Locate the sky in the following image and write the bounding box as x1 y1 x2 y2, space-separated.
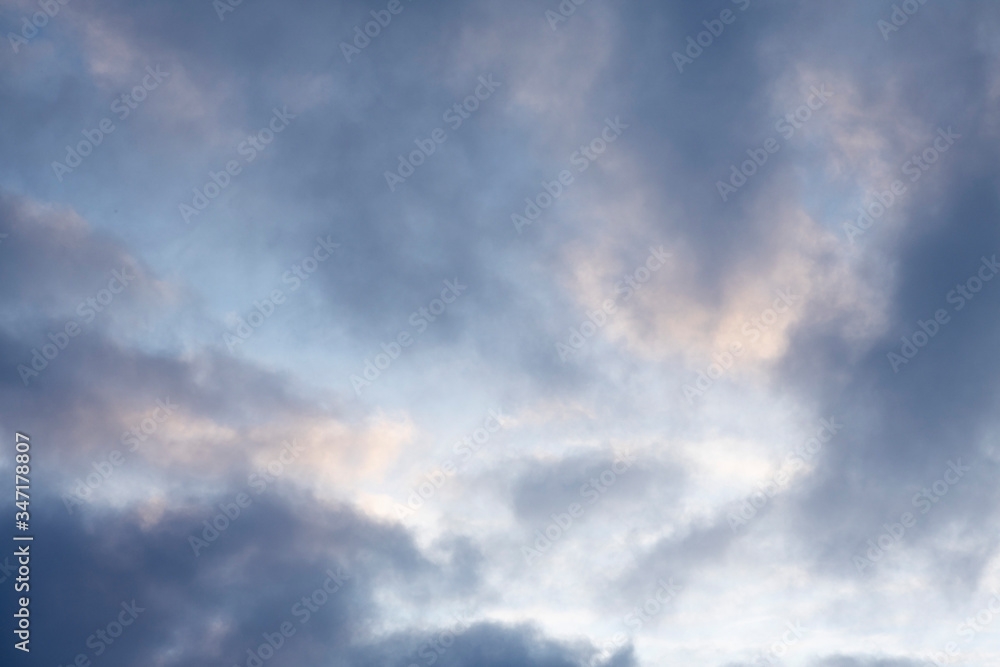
2 0 1000 665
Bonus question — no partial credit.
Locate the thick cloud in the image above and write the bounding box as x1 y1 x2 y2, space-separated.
4 0 1000 664
0 490 628 667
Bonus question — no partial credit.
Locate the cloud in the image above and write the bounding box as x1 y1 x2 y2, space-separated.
5 0 1000 664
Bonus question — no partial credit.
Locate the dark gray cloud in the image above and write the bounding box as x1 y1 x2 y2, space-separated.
0 490 629 667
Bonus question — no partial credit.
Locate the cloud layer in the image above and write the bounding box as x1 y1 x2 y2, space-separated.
3 0 1000 665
